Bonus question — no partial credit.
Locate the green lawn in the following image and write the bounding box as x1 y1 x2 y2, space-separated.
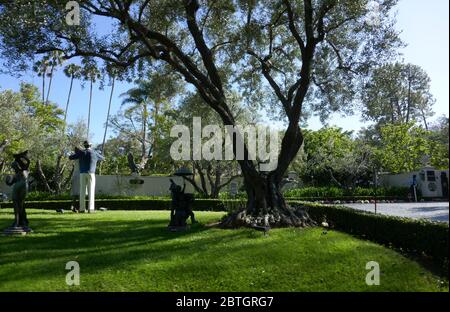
0 209 447 292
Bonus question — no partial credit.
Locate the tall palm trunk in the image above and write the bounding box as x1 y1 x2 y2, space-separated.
53 74 76 194
99 77 116 175
101 76 115 152
63 75 74 124
87 78 93 139
42 73 46 106
45 64 55 105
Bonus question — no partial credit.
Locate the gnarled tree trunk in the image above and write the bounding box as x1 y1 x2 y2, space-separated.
221 126 315 228
221 172 314 228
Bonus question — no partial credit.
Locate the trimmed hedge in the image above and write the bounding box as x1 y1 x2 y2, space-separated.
293 201 449 271
0 199 232 212
284 186 412 198
23 186 411 202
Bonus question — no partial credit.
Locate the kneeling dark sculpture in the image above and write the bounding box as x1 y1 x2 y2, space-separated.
4 151 32 235
168 179 197 231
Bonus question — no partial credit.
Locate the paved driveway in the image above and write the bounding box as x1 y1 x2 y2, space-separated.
340 202 449 223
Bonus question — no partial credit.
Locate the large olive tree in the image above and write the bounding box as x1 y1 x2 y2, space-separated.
0 0 401 227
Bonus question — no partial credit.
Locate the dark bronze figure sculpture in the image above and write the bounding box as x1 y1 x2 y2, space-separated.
127 152 141 175
4 150 32 234
127 152 145 184
168 178 197 230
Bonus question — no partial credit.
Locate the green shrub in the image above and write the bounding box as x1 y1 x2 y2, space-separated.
284 186 410 199
284 187 345 198
293 201 448 272
218 192 247 200
351 187 374 197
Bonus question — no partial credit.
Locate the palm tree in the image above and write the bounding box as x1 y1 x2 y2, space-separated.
62 64 82 125
98 69 118 175
33 52 64 106
101 74 116 154
44 51 64 105
81 60 101 139
32 59 49 105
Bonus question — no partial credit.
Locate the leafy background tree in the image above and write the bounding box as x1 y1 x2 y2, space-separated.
0 83 85 193
300 127 375 189
375 122 447 174
428 116 449 170
362 62 435 129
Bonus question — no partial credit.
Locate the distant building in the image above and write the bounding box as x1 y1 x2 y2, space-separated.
379 166 449 199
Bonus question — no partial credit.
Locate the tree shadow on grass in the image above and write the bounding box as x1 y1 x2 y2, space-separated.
0 216 209 254
0 212 446 291
0 215 256 287
9 229 440 292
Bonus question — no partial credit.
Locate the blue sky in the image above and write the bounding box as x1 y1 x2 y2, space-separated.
0 0 448 143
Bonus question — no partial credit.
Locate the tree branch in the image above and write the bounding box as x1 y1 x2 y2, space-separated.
315 0 336 43
184 0 224 95
326 40 358 74
246 49 291 114
283 0 305 54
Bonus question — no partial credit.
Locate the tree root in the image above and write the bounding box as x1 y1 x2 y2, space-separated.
220 206 316 229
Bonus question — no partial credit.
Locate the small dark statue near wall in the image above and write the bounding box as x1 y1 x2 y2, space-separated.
4 151 32 235
168 179 197 231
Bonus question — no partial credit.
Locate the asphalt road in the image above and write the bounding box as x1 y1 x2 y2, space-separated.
340 202 449 223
